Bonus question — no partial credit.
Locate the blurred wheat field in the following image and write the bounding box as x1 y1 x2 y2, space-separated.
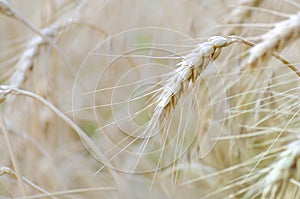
0 0 300 198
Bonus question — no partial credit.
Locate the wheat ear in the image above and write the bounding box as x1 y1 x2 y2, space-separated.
0 0 60 49
0 0 13 17
242 140 300 199
247 11 300 67
151 34 294 123
151 36 240 123
261 142 299 199
9 19 71 89
0 0 79 74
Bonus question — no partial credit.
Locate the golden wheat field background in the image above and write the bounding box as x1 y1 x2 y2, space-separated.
0 0 300 198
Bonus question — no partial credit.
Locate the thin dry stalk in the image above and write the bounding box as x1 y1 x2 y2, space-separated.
0 85 122 185
0 167 57 199
16 187 116 199
0 112 26 197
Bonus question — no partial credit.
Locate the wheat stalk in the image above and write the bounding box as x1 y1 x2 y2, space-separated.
18 187 116 199
0 112 26 197
0 167 57 199
0 85 124 185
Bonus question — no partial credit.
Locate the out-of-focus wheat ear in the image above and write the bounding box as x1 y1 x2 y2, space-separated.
230 35 300 77
151 36 241 125
8 19 71 89
0 0 14 17
243 140 300 199
0 0 57 45
223 0 264 35
261 141 300 199
247 11 300 67
0 0 80 73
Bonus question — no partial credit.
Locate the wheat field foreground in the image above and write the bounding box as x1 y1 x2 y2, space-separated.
0 0 300 198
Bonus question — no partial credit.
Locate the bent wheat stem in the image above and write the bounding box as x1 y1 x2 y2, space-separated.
0 85 121 183
0 167 57 199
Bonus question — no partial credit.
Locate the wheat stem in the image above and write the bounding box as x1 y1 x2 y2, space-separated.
0 85 121 183
0 167 57 199
17 187 116 199
0 112 27 197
